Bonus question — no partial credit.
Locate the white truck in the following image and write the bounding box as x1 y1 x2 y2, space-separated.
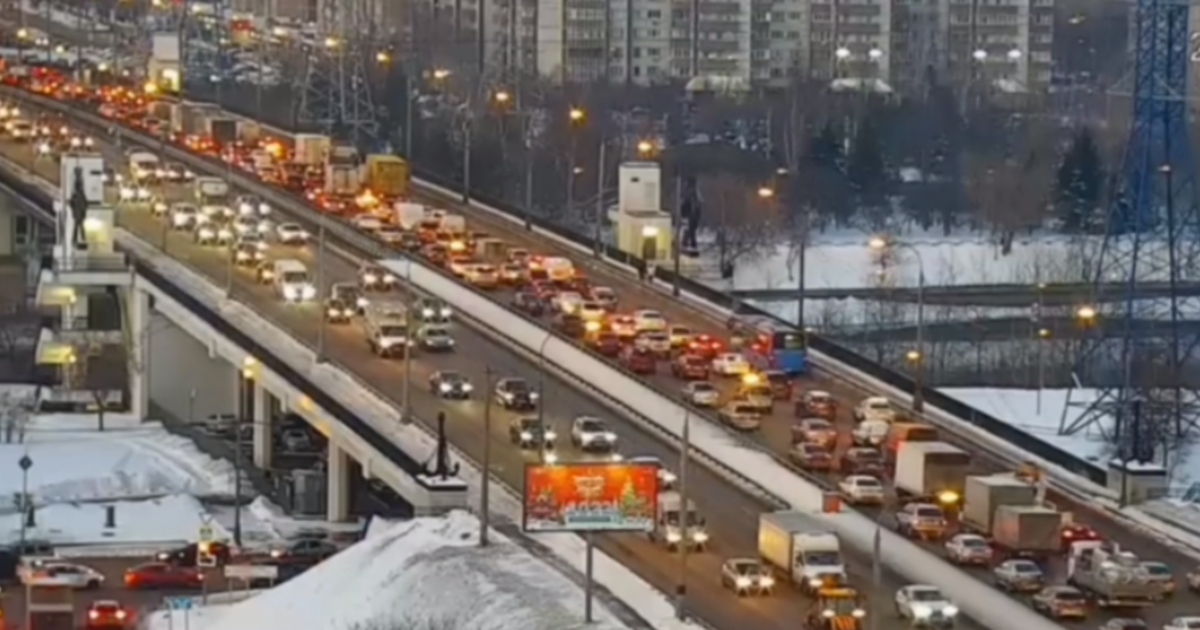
325 162 362 195
127 151 161 182
758 511 846 593
961 474 1038 535
649 491 708 550
894 441 971 502
395 202 427 231
1067 541 1163 607
194 177 230 204
294 133 331 166
440 214 466 235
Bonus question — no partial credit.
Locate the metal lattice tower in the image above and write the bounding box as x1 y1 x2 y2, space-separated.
179 0 230 86
296 0 378 144
1062 0 1200 455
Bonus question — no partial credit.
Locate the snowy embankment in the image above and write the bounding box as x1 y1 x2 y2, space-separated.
148 512 627 630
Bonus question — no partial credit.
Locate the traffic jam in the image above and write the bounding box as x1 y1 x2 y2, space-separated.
3 65 1200 628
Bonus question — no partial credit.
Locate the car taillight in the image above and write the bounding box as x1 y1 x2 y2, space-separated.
116 610 127 619
88 611 99 620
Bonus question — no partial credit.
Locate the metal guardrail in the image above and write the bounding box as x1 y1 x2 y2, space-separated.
43 252 130 272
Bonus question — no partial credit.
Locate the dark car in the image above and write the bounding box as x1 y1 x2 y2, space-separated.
512 291 545 316
414 298 452 323
495 378 537 410
156 541 232 567
269 538 338 562
429 371 473 399
509 417 557 449
325 298 353 324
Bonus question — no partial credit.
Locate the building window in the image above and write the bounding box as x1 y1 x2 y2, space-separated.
14 215 28 246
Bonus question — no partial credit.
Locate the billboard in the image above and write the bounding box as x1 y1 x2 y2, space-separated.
522 462 658 532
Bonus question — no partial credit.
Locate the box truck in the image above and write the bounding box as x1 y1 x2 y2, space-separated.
893 441 970 502
758 511 845 593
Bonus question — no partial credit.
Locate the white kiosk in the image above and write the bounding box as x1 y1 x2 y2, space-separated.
607 162 671 261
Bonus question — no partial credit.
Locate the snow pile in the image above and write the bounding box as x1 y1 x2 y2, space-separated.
150 511 629 630
943 388 1113 466
0 413 238 505
0 493 218 546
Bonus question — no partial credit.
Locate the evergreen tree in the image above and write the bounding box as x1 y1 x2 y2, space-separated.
799 123 853 226
1056 128 1104 232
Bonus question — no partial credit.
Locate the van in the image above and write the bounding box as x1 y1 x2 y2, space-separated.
272 259 315 302
885 422 939 461
650 491 708 550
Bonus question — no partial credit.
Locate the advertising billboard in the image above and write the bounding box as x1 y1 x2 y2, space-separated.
522 462 658 533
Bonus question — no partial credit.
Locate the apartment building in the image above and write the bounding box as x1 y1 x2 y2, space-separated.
936 0 1053 90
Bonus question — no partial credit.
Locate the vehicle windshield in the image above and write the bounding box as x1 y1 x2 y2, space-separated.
640 311 662 319
380 326 406 337
868 400 890 410
853 477 881 488
806 420 832 430
663 509 700 527
281 223 301 232
802 551 841 566
379 226 401 233
692 383 716 392
960 537 988 548
580 419 605 432
1054 590 1085 602
1012 562 1041 574
810 393 831 402
745 385 771 396
335 286 360 300
916 507 944 519
824 596 861 615
910 588 945 602
1143 564 1170 575
505 381 530 393
851 449 879 461
424 328 449 337
731 561 764 576
519 420 543 433
440 372 464 383
282 271 308 283
476 265 496 274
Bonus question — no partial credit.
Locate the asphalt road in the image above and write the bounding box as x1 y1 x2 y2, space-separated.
0 556 237 630
0 123 977 629
11 91 1200 628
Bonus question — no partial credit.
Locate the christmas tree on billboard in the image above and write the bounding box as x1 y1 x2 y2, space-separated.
618 480 651 519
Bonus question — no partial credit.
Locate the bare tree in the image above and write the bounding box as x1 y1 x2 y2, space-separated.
698 173 780 277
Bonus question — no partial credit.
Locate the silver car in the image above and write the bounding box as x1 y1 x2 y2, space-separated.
992 559 1044 593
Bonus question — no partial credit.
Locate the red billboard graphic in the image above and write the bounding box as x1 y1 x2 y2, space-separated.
522 463 658 532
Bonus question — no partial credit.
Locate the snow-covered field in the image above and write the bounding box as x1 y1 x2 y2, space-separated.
147 511 631 630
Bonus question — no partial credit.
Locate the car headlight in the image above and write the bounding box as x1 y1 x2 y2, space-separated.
759 576 774 588
440 308 452 317
666 532 682 543
461 383 471 391
943 606 958 617
520 431 533 440
137 188 151 199
384 274 396 283
543 451 559 464
284 286 299 299
439 383 452 392
604 432 617 441
257 222 270 233
422 308 434 317
36 141 49 154
238 203 252 214
327 308 339 317
357 297 368 307
913 607 932 618
119 187 134 200
218 228 233 239
610 453 623 462
529 392 539 400
808 578 823 588
301 285 316 299
258 203 270 214
692 531 708 542
735 577 751 588
852 609 866 619
661 471 677 483
544 431 557 440
363 273 378 283
200 228 215 238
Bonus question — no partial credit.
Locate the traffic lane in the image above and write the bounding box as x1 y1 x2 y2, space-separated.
0 556 224 628
97 176 962 630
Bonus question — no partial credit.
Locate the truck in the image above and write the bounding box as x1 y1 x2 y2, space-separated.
294 134 331 166
440 214 466 236
194 177 230 203
893 441 970 502
758 511 846 593
325 163 362 195
236 119 261 144
961 474 1038 534
180 102 220 137
992 504 1061 559
1067 541 1164 607
328 143 359 165
395 202 427 231
207 117 238 146
649 491 708 550
363 154 409 197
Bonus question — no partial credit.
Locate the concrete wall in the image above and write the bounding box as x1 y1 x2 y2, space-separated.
146 310 237 422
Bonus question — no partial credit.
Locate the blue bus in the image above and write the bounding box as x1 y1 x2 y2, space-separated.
729 316 808 375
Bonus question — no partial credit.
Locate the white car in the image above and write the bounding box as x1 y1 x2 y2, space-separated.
852 419 890 446
854 396 896 423
353 215 383 231
551 291 584 314
276 222 309 244
233 215 268 236
628 455 677 488
236 195 270 216
21 562 104 589
944 533 992 565
894 584 958 627
711 352 750 377
680 381 720 407
571 416 617 451
376 225 406 244
1164 617 1200 630
633 309 667 332
838 474 884 504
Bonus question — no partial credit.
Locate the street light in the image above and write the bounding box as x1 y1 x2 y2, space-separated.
432 68 450 80
1077 305 1098 322
569 107 586 123
835 47 851 60
323 36 339 50
757 186 775 199
375 51 392 64
493 90 511 105
636 139 654 156
869 236 927 411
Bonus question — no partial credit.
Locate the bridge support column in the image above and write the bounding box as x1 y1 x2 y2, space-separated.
252 381 273 469
127 287 149 420
327 442 350 522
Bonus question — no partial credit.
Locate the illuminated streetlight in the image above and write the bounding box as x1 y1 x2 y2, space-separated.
835 47 851 60
868 48 883 60
906 349 922 363
1038 328 1051 338
432 68 450 80
972 49 987 61
573 166 584 175
569 107 585 123
636 140 654 155
323 36 339 49
375 51 392 64
867 236 888 250
16 28 28 40
493 90 511 104
757 186 775 199
1006 49 1022 61
1077 306 1097 321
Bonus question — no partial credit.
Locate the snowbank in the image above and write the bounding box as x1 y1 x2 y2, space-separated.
0 493 216 547
146 511 628 630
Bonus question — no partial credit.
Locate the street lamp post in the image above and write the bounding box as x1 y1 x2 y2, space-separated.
535 333 554 463
18 454 32 549
869 237 926 411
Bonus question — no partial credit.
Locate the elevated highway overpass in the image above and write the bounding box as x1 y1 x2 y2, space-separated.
6 84 1200 630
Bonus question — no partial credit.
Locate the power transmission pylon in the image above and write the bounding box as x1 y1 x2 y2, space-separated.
179 0 229 91
296 0 378 146
1062 0 1200 462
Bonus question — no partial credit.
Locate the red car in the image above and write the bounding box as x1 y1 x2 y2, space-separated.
589 331 622 357
621 346 657 374
1060 523 1101 550
86 601 131 630
686 334 723 360
672 354 709 380
124 562 203 590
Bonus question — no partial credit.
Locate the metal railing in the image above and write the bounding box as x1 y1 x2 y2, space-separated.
42 252 130 273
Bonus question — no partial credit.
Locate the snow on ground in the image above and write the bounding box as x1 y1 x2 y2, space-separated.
146 511 630 630
0 412 238 506
0 493 220 547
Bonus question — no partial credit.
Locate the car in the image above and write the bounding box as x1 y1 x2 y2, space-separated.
718 402 762 431
795 389 838 419
495 378 538 410
551 291 584 314
1163 616 1200 630
667 325 692 348
359 264 398 291
123 562 203 589
1099 619 1149 630
1142 560 1176 595
556 313 587 338
269 538 339 561
1031 586 1088 619
377 224 406 245
1188 566 1200 592
324 298 353 323
236 195 270 216
896 503 947 541
1059 522 1101 550
330 282 368 314
21 561 105 588
791 417 837 447
680 381 720 407
578 301 606 321
233 214 267 236
193 221 234 246
620 345 657 374
156 541 232 567
499 263 528 286
509 417 556 449
711 353 750 377
853 396 896 423
414 298 453 323
838 475 884 504
571 416 617 451
852 418 890 446
685 333 723 359
417 325 456 351
672 354 710 380
609 315 637 339
232 242 264 266
429 371 473 399
992 558 1044 593
170 203 200 230
944 533 992 565
628 455 677 488
632 309 667 331
894 584 958 627
634 331 671 356
720 558 774 596
276 222 309 244
734 379 773 412
588 331 622 357
353 214 384 231
788 442 832 470
840 447 884 476
85 600 131 630
512 291 545 316
762 370 793 400
589 286 617 310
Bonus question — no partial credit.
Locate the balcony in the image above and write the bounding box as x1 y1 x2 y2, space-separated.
50 316 126 346
39 249 132 289
35 328 76 365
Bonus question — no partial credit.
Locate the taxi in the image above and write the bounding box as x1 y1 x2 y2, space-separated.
668 325 693 349
610 315 638 340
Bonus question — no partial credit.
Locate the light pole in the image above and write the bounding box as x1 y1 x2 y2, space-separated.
18 453 32 549
479 366 494 547
535 333 553 462
401 257 414 421
314 212 329 363
674 410 691 620
869 237 926 411
566 107 586 226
